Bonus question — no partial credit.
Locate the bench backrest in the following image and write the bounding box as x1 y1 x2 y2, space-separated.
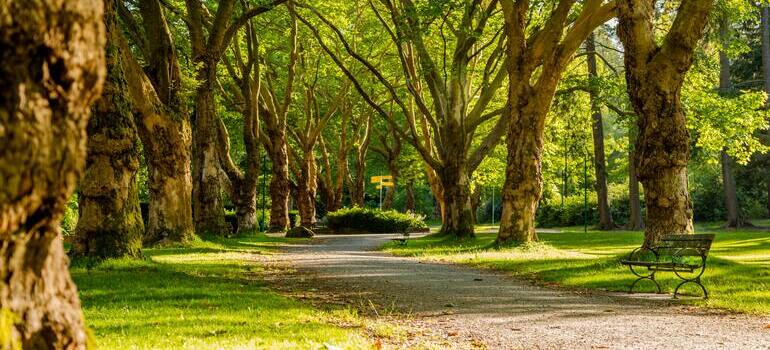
654 234 715 257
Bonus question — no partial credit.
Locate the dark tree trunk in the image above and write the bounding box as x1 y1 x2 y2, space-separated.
73 5 143 258
405 182 416 213
0 0 105 346
762 5 770 217
382 160 399 210
586 32 616 230
133 0 195 243
617 0 713 246
718 20 750 228
470 186 482 225
296 152 318 228
437 158 474 238
267 135 290 231
626 132 645 230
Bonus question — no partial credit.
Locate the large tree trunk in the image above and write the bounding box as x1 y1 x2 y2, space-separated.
0 0 105 347
192 67 229 235
498 107 543 243
133 0 195 243
626 132 645 230
73 7 143 258
437 156 474 238
617 0 712 246
267 135 290 231
586 32 616 230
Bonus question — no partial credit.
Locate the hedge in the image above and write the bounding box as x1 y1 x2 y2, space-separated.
324 207 429 233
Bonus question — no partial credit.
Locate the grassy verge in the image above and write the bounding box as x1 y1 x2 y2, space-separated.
383 224 770 315
71 235 372 350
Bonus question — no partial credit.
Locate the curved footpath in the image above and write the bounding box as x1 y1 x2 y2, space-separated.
269 233 770 349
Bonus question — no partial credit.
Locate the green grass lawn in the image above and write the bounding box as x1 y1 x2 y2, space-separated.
71 235 372 350
384 223 770 315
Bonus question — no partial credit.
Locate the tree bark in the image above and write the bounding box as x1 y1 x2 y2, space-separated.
405 182 416 212
437 156 474 238
132 0 195 243
267 135 291 231
617 0 713 246
626 131 645 230
73 3 144 258
0 0 105 347
586 32 616 230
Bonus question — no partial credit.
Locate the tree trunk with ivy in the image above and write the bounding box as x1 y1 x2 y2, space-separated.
617 0 713 246
0 0 105 346
73 3 143 258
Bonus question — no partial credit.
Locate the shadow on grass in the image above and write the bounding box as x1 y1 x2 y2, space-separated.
71 237 365 350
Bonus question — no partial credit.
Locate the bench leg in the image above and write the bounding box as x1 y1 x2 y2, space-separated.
673 277 708 299
629 272 661 294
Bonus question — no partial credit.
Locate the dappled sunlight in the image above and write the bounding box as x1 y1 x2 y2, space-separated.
387 228 770 315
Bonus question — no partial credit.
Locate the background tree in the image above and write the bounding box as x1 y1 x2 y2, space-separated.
0 0 105 346
118 0 195 243
299 0 510 238
73 1 144 258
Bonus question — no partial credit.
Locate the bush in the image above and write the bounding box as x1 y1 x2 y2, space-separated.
324 207 429 233
536 195 599 228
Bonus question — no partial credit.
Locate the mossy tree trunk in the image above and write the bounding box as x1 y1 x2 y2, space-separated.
73 0 143 258
0 0 105 346
617 0 713 246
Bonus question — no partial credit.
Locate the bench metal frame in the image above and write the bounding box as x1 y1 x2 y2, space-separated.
621 234 714 299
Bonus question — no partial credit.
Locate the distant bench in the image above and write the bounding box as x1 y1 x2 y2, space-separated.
620 234 715 299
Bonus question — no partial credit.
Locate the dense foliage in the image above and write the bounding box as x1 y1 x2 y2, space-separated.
324 207 429 233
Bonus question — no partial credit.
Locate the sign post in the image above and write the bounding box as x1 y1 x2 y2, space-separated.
370 175 394 209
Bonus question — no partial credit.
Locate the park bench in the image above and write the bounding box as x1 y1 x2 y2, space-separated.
391 231 410 245
620 234 715 299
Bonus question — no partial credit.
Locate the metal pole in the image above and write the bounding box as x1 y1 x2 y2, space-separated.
379 178 383 210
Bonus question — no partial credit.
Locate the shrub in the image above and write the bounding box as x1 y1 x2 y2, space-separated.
324 207 429 233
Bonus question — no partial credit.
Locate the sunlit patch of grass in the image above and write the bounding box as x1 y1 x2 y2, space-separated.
385 224 770 315
72 234 370 350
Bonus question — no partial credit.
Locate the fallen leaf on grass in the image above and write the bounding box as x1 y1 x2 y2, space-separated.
447 331 459 336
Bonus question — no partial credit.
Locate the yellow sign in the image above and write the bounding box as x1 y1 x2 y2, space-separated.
375 183 394 189
370 175 393 183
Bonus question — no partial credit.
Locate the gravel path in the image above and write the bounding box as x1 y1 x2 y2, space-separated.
271 233 770 349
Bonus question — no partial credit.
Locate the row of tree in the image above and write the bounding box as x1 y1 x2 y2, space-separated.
2 0 769 346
